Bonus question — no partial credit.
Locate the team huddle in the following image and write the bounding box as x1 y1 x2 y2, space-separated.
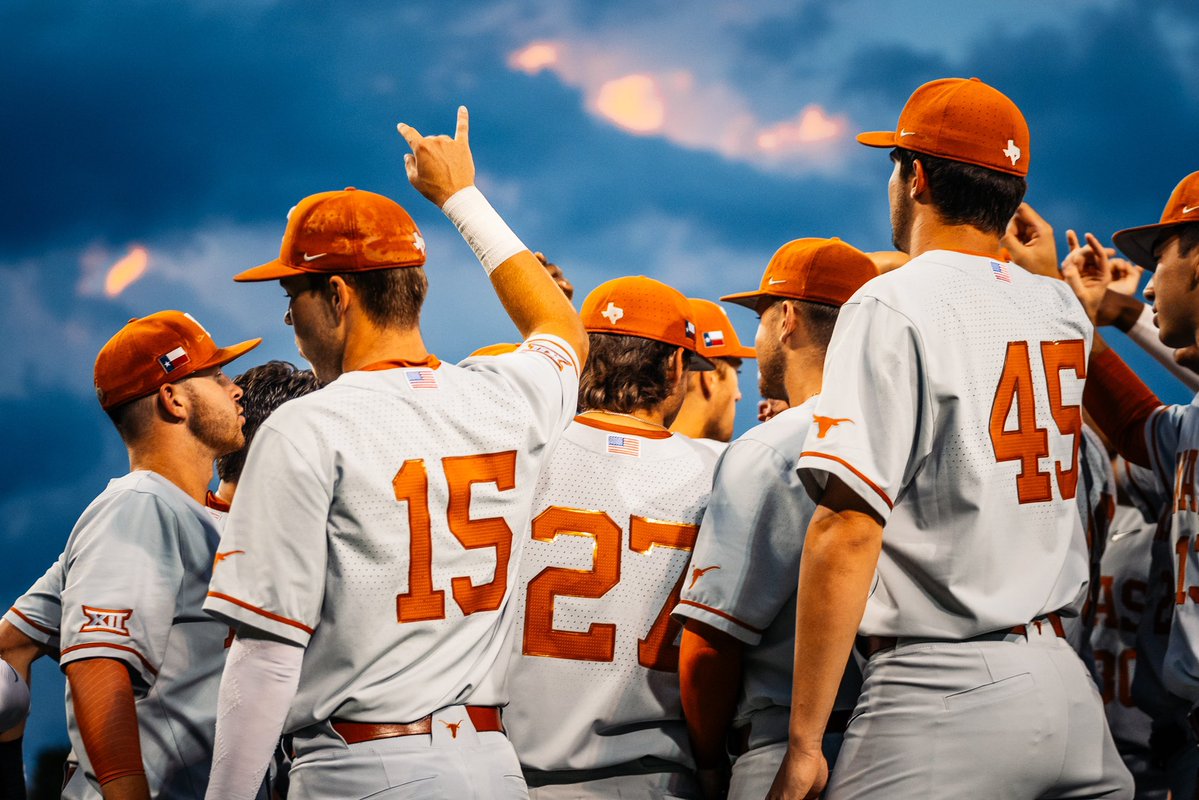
0 74 1197 800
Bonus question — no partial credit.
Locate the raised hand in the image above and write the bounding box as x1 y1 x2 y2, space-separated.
1107 256 1144 297
397 106 476 208
1002 202 1059 278
1061 229 1115 324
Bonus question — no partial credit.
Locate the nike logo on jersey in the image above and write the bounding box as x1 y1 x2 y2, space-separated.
1184 204 1199 215
1003 139 1021 166
80 605 133 636
689 565 721 589
443 720 462 738
302 252 328 262
813 415 853 438
214 549 246 566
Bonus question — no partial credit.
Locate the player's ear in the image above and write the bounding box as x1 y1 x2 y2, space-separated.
910 158 929 199
778 300 800 342
327 275 352 318
156 382 188 424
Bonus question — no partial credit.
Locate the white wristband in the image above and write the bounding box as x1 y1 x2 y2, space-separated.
441 186 527 276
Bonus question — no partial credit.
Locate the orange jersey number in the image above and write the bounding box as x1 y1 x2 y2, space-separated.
989 340 1086 504
394 452 518 623
523 507 698 672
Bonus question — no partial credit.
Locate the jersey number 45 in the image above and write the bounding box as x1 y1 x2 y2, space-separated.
989 339 1086 504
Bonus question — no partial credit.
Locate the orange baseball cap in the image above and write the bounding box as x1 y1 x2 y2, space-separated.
857 77 1030 177
235 187 427 282
688 299 755 360
94 311 261 410
1113 171 1199 270
581 276 713 370
721 238 879 310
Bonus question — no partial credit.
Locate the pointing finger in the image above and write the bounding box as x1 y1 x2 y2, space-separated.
455 106 469 144
1065 229 1081 252
397 122 424 150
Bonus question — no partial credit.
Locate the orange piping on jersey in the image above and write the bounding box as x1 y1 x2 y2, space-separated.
61 642 158 676
358 354 442 371
523 337 580 374
676 599 766 635
799 451 894 509
573 415 674 439
8 606 57 637
205 491 231 512
205 592 315 635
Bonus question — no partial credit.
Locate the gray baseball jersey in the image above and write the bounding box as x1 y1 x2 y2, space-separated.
506 417 717 775
5 552 67 651
1139 397 1199 705
797 250 1091 638
1065 426 1116 655
674 397 861 731
59 470 232 799
204 337 579 732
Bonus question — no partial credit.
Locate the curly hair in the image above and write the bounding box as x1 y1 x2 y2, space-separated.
578 333 679 414
216 360 321 483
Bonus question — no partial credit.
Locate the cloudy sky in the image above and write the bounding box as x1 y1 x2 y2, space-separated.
4 0 1198 760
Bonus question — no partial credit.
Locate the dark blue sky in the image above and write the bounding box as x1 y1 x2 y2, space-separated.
4 0 1198 760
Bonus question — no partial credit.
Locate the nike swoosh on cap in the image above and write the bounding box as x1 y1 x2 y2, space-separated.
767 278 786 285
1184 205 1199 215
303 252 328 262
899 129 916 137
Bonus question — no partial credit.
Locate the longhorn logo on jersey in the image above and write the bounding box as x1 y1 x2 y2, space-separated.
813 415 854 438
80 605 133 636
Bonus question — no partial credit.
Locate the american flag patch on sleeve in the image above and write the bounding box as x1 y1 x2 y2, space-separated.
405 369 438 389
991 260 1012 283
607 434 640 456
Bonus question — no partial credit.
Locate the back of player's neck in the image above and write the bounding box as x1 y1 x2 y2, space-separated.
906 214 1002 260
127 440 213 506
342 324 429 373
581 408 669 430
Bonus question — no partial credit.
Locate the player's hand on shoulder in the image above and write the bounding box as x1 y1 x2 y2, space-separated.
766 746 828 800
1061 229 1116 324
1002 202 1059 279
397 105 475 208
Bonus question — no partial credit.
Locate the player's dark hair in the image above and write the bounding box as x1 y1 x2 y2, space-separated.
103 394 155 443
216 361 321 483
797 299 841 351
579 333 680 414
302 267 428 329
892 148 1027 237
1172 223 1199 259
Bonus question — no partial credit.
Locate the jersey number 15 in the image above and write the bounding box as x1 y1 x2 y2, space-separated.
989 340 1086 504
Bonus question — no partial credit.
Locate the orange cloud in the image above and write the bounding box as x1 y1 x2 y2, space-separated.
508 41 560 75
756 105 848 152
594 74 665 134
104 246 149 297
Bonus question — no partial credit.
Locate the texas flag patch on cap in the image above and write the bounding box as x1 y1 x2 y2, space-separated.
702 330 725 348
158 347 190 373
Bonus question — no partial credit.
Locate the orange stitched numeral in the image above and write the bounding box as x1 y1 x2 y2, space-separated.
523 507 622 661
1041 340 1087 500
1179 535 1193 607
395 459 444 623
444 452 517 616
989 340 1085 504
629 516 699 672
395 452 518 623
522 509 696 673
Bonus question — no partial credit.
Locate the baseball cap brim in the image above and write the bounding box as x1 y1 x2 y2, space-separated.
718 290 770 310
717 343 757 359
687 352 716 371
234 259 309 283
203 338 263 371
856 131 898 148
1112 222 1176 271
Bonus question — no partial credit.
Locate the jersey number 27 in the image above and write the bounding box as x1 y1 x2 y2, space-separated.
989 340 1086 504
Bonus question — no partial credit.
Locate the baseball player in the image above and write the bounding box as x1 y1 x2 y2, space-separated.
674 238 877 800
202 107 587 800
768 77 1132 799
668 297 755 454
0 358 318 798
56 310 259 800
1063 169 1199 800
1092 456 1172 799
505 275 718 799
0 656 30 796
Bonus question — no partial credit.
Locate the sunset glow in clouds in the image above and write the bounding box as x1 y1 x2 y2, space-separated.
103 246 149 297
507 41 851 170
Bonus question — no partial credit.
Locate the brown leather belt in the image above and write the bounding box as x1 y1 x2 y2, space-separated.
858 612 1067 660
332 706 504 745
728 708 852 758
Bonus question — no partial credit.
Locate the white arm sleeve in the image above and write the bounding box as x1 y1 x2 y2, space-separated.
206 633 304 800
1125 302 1199 391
